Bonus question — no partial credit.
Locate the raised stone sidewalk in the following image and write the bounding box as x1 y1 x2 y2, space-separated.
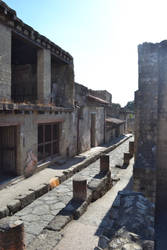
0 136 133 248
0 134 132 219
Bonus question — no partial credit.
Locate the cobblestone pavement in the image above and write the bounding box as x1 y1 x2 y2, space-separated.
13 137 133 247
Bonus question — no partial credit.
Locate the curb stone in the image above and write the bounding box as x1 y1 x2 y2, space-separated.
27 169 113 249
0 135 132 219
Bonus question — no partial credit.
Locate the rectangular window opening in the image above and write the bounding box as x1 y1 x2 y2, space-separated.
38 123 60 161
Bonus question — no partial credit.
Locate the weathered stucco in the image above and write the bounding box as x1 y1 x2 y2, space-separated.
0 110 77 176
0 23 11 101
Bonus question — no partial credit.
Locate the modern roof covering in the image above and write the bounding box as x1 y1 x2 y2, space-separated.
87 94 109 105
105 117 125 125
0 1 73 64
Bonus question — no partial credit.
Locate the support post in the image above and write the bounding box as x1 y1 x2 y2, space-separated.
100 154 110 173
129 141 134 157
0 217 25 250
37 48 51 104
123 153 130 165
0 23 11 101
73 177 87 201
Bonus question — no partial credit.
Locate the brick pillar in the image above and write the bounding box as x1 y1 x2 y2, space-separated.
129 141 134 157
156 41 167 208
64 61 75 106
73 177 87 201
37 49 51 104
133 42 158 201
91 113 96 147
100 154 109 173
155 40 167 250
123 153 130 165
0 23 11 101
0 217 25 250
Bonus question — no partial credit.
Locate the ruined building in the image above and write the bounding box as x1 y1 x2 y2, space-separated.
0 1 126 183
0 1 77 180
75 83 109 153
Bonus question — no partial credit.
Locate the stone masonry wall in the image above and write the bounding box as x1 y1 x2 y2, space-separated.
51 62 74 107
134 43 159 202
89 89 112 104
37 49 51 104
12 64 37 102
0 23 11 101
156 41 167 209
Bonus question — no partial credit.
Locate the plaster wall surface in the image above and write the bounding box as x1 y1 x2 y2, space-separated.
0 111 77 175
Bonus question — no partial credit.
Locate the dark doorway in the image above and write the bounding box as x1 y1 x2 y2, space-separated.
115 127 120 137
0 126 17 177
91 113 96 147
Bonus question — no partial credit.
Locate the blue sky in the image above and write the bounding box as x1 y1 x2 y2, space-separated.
4 0 167 106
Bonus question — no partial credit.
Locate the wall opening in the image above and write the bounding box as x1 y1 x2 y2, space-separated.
0 126 17 178
11 33 37 103
91 113 96 147
38 123 60 161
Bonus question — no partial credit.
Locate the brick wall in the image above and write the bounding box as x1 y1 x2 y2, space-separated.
134 42 159 202
0 23 11 101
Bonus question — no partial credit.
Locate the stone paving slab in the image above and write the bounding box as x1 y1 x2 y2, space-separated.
50 159 134 250
9 136 133 248
0 134 132 219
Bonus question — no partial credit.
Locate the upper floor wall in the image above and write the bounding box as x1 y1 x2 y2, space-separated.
0 1 74 107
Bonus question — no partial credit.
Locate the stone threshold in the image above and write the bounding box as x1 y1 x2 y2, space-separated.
0 134 132 220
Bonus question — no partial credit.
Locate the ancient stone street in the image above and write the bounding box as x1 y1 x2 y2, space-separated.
55 160 134 250
12 137 133 248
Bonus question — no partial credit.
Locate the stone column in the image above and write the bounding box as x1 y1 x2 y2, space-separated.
64 61 75 107
155 40 167 250
0 217 25 250
0 23 11 101
100 154 109 173
129 141 134 157
133 43 158 201
156 41 167 208
73 177 87 201
37 49 51 104
123 153 130 165
91 113 96 147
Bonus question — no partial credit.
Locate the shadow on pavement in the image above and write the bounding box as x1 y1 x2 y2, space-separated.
155 202 167 249
48 134 129 172
48 156 86 170
94 176 133 239
101 134 127 148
